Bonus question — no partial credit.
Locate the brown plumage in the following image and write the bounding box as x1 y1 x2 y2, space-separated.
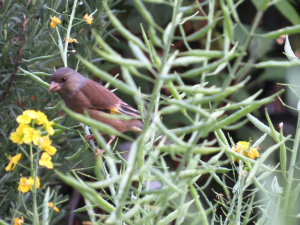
49 67 143 149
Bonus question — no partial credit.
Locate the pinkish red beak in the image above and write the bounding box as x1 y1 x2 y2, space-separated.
49 81 61 92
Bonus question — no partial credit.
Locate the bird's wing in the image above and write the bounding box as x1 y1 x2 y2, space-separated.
81 80 141 118
116 101 141 118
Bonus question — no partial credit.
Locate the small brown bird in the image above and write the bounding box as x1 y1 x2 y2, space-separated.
49 67 143 150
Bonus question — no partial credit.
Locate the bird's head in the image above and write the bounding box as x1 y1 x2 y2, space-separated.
49 67 85 95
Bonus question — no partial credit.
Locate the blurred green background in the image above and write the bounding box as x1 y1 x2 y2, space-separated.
1 0 300 224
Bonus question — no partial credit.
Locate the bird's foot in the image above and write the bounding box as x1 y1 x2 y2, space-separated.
94 149 105 160
86 133 105 143
85 134 95 143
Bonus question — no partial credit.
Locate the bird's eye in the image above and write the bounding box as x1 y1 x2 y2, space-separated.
61 77 66 82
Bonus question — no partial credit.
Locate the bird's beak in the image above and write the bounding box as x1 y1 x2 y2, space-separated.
49 81 61 92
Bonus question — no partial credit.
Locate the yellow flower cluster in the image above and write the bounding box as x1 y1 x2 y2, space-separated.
18 176 40 193
63 37 78 43
83 14 93 24
48 202 60 212
10 110 55 149
13 216 24 225
50 16 61 28
231 141 260 160
8 110 57 193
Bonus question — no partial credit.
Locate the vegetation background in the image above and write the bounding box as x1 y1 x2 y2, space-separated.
2 0 300 224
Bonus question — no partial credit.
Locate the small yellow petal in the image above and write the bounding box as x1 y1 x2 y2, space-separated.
44 120 54 135
28 176 40 190
10 132 24 144
246 149 260 160
44 145 57 155
22 127 40 145
39 152 53 169
18 177 30 193
16 114 31 124
5 161 13 171
36 176 40 189
53 16 61 24
83 14 93 24
231 141 260 161
5 153 22 171
50 16 61 28
13 215 24 225
36 111 46 125
50 21 56 28
24 110 37 119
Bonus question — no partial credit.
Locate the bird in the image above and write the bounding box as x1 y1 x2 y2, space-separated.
49 67 144 153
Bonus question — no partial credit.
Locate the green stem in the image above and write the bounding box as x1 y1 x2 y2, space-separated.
30 143 39 225
282 110 300 217
200 0 215 84
151 1 182 223
235 160 243 225
30 143 34 173
212 8 264 114
63 0 78 67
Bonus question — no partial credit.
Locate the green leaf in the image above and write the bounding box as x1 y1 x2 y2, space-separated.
271 176 283 194
275 1 300 25
284 35 299 62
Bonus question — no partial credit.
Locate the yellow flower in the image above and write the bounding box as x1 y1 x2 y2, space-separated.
25 110 38 119
10 131 24 144
50 16 61 28
63 37 78 43
40 136 57 155
246 148 260 160
13 216 24 225
16 110 50 127
14 110 54 138
10 123 28 144
28 176 40 190
18 176 41 193
83 14 93 24
16 110 37 124
36 111 46 125
39 152 53 169
48 202 59 212
16 114 31 124
18 177 31 193
22 126 40 145
10 123 42 145
5 153 22 171
231 141 260 160
44 120 54 136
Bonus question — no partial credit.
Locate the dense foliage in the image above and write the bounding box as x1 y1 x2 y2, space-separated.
1 0 300 224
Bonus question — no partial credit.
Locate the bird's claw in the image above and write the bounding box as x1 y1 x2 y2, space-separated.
86 133 106 143
85 134 95 143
